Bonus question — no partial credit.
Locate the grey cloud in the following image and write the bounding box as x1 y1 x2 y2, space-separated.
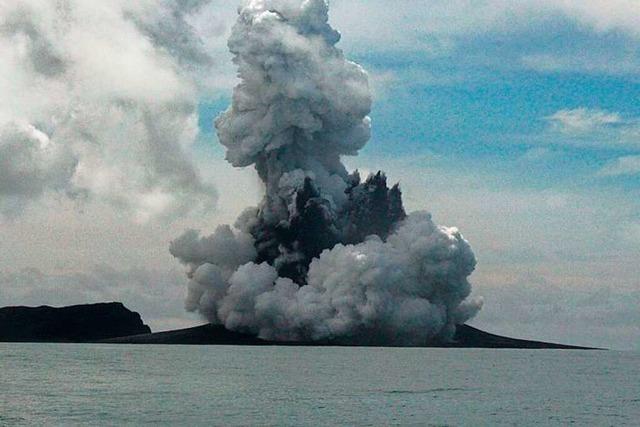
127 0 213 70
0 122 77 217
0 5 67 77
0 0 222 221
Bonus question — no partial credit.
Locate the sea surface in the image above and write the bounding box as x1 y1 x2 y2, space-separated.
1 344 638 426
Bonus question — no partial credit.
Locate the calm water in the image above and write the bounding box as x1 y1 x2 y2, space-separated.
1 344 638 426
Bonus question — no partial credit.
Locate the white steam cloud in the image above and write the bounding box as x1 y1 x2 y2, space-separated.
0 0 217 221
171 0 482 345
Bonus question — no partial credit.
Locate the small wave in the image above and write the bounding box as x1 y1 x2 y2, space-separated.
382 387 467 394
0 415 27 426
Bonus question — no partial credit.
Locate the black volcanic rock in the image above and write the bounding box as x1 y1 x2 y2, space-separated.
102 323 267 345
103 323 598 349
0 302 151 343
445 324 596 349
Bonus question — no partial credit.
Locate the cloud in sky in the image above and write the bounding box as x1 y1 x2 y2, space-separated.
540 107 640 153
540 107 640 183
331 0 640 50
329 0 640 83
598 155 640 177
0 0 224 221
550 0 640 38
546 108 623 134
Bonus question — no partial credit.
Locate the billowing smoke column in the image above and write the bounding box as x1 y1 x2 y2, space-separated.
171 0 482 345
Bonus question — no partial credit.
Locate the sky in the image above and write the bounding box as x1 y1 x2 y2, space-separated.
1 0 639 350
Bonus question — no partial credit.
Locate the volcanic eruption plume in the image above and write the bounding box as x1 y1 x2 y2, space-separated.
171 0 482 345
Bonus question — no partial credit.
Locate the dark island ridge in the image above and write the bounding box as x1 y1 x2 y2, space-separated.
0 302 598 349
0 303 150 343
102 323 597 349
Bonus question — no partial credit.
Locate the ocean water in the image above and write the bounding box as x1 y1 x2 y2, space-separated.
1 344 638 426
